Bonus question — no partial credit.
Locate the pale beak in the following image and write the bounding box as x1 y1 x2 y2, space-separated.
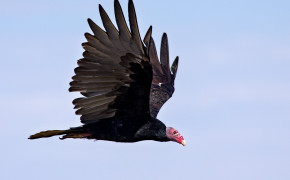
181 140 186 146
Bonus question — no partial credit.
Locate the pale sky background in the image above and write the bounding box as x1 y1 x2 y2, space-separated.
1 0 290 179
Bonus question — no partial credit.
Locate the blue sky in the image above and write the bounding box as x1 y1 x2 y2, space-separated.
1 0 290 179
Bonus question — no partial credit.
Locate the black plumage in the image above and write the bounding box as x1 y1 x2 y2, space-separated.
29 0 185 146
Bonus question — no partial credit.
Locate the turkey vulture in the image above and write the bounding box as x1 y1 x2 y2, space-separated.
29 0 186 146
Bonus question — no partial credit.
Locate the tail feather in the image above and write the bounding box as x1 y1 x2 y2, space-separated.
28 130 68 139
28 126 90 140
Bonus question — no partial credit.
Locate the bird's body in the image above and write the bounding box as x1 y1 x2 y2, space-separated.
29 0 186 146
84 117 168 143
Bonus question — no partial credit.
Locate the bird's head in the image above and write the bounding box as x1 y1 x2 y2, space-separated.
166 127 186 146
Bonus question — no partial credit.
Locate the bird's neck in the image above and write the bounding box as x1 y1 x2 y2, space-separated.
134 118 168 141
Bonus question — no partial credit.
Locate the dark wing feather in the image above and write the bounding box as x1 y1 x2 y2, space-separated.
143 26 152 48
128 0 144 55
70 0 151 126
160 34 170 77
148 33 179 118
114 0 131 46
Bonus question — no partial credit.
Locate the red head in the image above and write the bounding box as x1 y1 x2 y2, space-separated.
166 127 186 146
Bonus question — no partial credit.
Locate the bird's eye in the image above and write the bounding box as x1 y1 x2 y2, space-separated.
173 131 177 134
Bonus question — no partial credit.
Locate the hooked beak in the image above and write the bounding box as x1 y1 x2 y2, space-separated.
181 140 186 146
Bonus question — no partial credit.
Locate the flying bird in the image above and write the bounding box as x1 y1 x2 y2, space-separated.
29 0 186 146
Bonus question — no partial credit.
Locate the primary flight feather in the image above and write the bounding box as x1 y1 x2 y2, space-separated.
29 0 185 146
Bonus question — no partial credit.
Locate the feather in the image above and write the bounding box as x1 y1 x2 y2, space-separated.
128 0 144 55
73 94 116 105
171 56 179 78
149 38 163 75
73 69 129 77
143 26 152 47
114 0 131 45
80 109 116 123
70 81 119 88
74 66 129 76
160 33 170 76
83 34 116 56
76 62 127 73
78 57 123 69
77 59 124 70
82 49 111 60
87 18 114 49
99 5 125 52
69 86 118 93
76 102 112 115
82 43 117 60
72 75 122 83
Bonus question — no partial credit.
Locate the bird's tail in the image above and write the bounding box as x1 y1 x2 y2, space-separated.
28 127 90 140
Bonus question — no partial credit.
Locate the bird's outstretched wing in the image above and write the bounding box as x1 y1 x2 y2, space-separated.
145 34 179 118
69 0 152 126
